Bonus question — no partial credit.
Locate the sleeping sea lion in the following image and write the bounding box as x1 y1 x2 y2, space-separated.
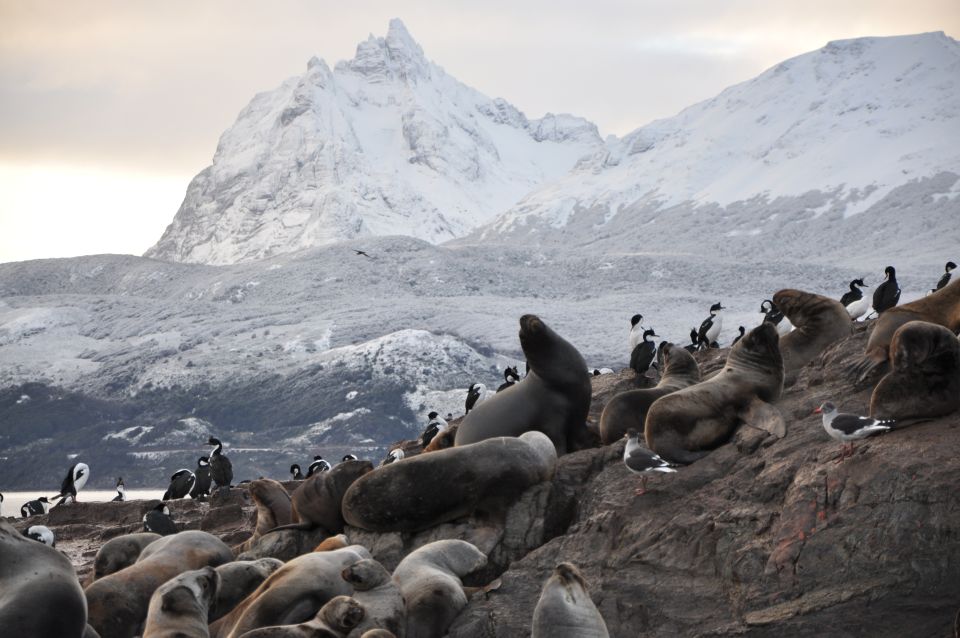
90 532 162 583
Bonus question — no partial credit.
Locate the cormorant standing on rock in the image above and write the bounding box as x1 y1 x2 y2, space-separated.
22 525 55 546
496 366 520 392
698 303 724 350
208 437 233 490
290 464 304 480
112 477 125 502
628 314 645 352
840 278 868 306
629 328 659 374
163 469 196 500
21 497 50 518
420 411 448 447
683 328 699 353
307 455 331 477
190 456 212 499
465 383 488 413
934 261 956 292
53 462 89 506
872 266 901 315
731 326 746 347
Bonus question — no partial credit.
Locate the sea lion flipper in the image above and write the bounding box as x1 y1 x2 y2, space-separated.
739 398 786 439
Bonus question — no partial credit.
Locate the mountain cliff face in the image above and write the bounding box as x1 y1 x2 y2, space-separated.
469 32 960 267
145 19 601 265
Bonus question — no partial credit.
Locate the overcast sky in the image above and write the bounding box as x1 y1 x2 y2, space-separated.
1 1 957 263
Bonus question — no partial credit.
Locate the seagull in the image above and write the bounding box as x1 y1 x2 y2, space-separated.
814 401 894 461
353 249 371 258
623 429 678 495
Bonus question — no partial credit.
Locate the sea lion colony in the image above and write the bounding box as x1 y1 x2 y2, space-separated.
2 271 959 637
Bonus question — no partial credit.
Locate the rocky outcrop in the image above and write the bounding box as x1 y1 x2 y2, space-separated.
8 323 960 636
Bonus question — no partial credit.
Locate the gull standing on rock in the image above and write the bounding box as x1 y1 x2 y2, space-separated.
623 429 678 495
814 401 894 461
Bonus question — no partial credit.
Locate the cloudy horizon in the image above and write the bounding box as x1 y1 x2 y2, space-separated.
1 1 957 263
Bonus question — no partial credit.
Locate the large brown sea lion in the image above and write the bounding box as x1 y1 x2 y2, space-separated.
644 322 785 464
392 540 487 638
286 460 373 533
854 278 960 383
85 530 233 638
340 559 405 637
870 320 960 420
599 343 701 444
213 545 370 638
0 519 88 638
531 563 609 638
455 314 592 454
773 289 852 384
211 559 284 623
142 566 219 638
342 431 557 533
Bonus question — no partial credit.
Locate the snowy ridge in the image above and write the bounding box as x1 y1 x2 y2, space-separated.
474 32 960 257
146 19 601 265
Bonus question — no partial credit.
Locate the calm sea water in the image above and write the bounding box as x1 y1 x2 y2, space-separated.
2 490 166 518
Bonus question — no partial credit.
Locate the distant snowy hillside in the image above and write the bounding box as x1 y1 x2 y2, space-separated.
146 19 601 265
470 32 960 267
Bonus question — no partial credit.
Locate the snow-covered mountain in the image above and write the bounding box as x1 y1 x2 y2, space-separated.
146 19 601 265
469 32 960 266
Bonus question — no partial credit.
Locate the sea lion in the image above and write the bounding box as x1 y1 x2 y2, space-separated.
340 559 404 637
531 563 609 638
211 558 284 623
234 479 294 555
213 545 370 638
90 532 162 583
342 431 557 533
85 530 233 638
142 566 219 638
773 289 852 384
235 596 365 638
0 519 88 638
455 314 592 454
853 278 960 383
870 320 960 420
644 322 786 464
314 534 350 552
392 540 487 638
283 460 374 533
599 343 701 444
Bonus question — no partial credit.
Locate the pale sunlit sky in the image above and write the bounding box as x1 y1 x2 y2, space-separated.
1 1 957 263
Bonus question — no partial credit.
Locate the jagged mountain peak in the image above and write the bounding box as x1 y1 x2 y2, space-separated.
146 19 602 265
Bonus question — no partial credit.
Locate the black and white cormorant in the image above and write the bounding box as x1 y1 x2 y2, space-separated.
163 468 196 500
22 525 55 546
623 429 678 495
290 464 304 480
760 299 793 335
21 496 50 518
53 462 89 505
934 261 956 292
420 411 448 447
731 326 746 347
628 314 645 352
840 278 867 306
683 328 699 353
380 448 404 466
208 437 233 490
629 328 659 374
143 503 178 535
190 456 212 499
697 303 724 350
496 366 520 392
112 477 126 502
872 266 901 315
306 455 331 477
341 454 358 462
465 383 488 413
